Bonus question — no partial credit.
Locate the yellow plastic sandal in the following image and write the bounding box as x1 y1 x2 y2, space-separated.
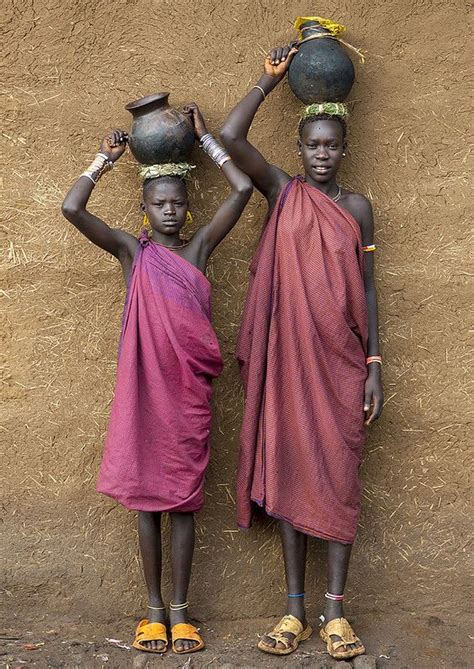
171 622 205 654
258 614 313 655
320 617 365 659
132 618 168 654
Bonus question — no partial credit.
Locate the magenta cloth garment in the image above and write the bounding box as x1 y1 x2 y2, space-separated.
97 233 223 512
236 178 368 543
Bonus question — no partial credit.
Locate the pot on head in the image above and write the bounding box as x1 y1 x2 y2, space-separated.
288 21 355 104
125 92 195 165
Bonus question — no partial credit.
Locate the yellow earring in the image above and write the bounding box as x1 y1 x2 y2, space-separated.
186 210 193 225
143 213 150 229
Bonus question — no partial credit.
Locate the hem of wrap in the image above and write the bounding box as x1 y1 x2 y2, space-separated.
97 488 204 513
251 497 356 545
237 524 250 532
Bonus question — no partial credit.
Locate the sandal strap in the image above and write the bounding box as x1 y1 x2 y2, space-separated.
324 617 359 645
265 631 293 649
272 614 304 637
135 619 167 643
171 622 202 643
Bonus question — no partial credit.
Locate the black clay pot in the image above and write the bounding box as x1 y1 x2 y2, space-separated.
288 22 355 103
125 92 195 165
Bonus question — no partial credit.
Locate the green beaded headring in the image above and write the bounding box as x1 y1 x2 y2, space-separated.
139 162 195 181
301 102 349 119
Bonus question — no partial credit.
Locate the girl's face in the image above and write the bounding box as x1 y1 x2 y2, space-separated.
298 119 345 185
143 179 188 235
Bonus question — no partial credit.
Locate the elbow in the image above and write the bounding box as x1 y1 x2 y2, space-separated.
242 183 254 199
220 127 237 148
235 180 253 199
61 199 79 221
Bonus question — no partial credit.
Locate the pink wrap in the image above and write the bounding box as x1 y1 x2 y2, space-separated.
97 233 223 512
236 178 368 543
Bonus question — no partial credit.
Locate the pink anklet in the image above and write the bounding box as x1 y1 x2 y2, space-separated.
325 592 344 601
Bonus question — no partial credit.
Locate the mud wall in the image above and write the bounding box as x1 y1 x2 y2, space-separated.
2 0 471 624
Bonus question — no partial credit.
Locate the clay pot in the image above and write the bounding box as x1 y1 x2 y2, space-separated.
125 92 195 165
288 21 355 103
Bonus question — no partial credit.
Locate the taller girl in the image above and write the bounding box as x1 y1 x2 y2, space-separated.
221 46 384 659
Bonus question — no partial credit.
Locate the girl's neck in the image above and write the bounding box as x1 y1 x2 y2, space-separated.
303 174 339 197
149 230 184 248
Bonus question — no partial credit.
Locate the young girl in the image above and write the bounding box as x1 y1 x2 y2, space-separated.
220 46 384 659
62 103 252 655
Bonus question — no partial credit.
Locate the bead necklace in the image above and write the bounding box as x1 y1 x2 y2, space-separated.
302 177 342 202
332 185 342 202
149 237 190 250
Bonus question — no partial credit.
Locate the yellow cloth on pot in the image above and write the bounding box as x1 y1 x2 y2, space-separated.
294 16 346 39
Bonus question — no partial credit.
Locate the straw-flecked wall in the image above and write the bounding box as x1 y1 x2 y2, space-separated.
2 0 471 624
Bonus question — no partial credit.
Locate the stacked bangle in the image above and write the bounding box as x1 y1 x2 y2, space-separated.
81 152 113 185
366 355 382 366
199 133 231 168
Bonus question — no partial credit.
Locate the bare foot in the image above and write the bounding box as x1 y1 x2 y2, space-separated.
259 599 307 652
323 602 364 657
169 608 200 652
140 606 167 652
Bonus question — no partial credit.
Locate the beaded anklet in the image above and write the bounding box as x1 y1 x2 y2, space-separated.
325 592 344 601
169 601 189 611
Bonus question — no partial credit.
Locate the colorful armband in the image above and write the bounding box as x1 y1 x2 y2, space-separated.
366 355 382 366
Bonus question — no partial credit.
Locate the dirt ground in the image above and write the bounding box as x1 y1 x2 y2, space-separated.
2 0 472 667
2 610 473 669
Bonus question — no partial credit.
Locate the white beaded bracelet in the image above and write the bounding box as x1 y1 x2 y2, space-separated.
81 152 113 184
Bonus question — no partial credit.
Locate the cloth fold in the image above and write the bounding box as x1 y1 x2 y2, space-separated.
236 177 368 543
97 233 223 512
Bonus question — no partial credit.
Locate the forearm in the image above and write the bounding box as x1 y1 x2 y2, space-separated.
221 160 253 194
62 176 95 219
62 152 112 219
365 287 381 357
366 286 382 393
61 163 122 255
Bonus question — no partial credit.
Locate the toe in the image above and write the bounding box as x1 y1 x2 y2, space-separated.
261 635 276 648
275 633 294 651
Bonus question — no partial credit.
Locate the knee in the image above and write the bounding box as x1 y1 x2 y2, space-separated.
138 510 162 527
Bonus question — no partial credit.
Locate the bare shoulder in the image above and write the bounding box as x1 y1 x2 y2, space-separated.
341 190 372 221
340 190 374 236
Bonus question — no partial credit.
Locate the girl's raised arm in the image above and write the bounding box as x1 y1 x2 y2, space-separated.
183 103 253 256
61 131 138 260
220 44 298 202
